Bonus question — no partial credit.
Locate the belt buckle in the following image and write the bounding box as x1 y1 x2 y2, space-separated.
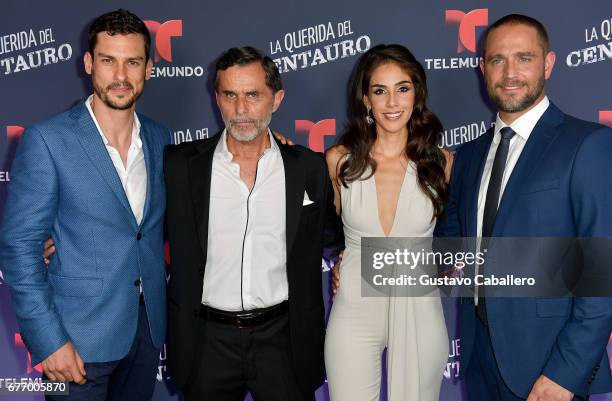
235 312 257 328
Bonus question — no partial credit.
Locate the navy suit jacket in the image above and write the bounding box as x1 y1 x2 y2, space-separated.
435 103 612 397
0 102 171 365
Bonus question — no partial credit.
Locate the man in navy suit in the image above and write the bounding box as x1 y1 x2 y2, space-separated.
435 14 612 401
0 9 170 401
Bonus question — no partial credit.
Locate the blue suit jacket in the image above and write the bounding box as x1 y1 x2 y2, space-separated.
435 103 612 397
0 102 170 365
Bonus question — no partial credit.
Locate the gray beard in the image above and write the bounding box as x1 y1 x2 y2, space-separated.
224 114 272 142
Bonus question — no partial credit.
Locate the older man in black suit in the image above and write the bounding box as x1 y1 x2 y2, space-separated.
163 46 342 401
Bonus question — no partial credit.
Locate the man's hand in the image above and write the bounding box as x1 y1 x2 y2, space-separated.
43 237 55 266
526 375 573 401
272 131 294 146
41 342 87 384
331 251 343 296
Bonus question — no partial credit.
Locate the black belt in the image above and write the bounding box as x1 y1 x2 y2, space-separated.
199 301 288 328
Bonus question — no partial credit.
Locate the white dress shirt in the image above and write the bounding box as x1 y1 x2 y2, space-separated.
474 97 549 304
203 129 288 311
85 95 147 225
476 96 550 237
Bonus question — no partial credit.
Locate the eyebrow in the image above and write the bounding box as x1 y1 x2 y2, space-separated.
96 53 145 61
221 89 262 95
371 80 413 88
516 51 537 58
486 51 538 61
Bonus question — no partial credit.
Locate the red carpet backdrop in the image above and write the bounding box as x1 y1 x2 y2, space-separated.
1 1 610 400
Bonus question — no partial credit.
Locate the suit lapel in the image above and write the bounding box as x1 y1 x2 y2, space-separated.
493 104 564 234
189 133 222 256
466 130 494 237
71 103 136 226
139 121 155 227
277 139 304 259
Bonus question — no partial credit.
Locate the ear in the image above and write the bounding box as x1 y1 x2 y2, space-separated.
145 59 153 81
272 89 285 113
543 51 556 80
479 57 485 75
84 52 93 75
362 94 371 110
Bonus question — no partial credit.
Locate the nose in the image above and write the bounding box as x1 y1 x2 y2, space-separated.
235 95 248 115
503 59 518 79
114 62 127 81
387 91 399 107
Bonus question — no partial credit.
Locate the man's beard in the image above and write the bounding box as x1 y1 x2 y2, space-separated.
224 113 272 142
93 77 141 111
486 74 545 114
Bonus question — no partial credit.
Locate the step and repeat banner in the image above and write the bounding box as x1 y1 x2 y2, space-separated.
1 1 611 400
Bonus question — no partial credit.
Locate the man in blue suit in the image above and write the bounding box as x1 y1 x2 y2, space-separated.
435 14 612 401
0 9 170 401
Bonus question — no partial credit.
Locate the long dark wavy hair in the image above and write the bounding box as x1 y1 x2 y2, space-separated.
337 44 448 219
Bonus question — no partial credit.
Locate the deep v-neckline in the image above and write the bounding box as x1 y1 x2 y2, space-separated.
372 164 409 237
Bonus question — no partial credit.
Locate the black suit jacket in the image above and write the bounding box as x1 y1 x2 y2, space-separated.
163 131 343 393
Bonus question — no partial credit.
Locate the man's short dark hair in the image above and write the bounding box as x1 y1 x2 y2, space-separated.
88 9 151 62
214 47 282 93
481 14 550 57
